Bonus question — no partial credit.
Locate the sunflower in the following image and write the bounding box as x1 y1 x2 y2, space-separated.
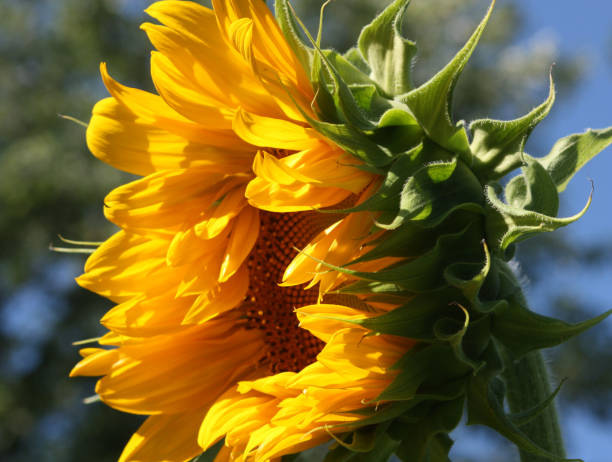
71 1 411 461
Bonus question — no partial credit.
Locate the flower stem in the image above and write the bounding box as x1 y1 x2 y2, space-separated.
502 344 566 461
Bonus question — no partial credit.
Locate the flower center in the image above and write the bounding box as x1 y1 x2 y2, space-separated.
242 210 337 374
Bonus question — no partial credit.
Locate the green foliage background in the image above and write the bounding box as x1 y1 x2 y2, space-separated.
0 1 607 461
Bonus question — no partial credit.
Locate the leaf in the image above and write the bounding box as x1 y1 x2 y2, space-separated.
359 289 464 340
324 425 400 462
443 239 490 302
393 398 463 462
466 373 581 461
358 0 417 96
378 344 471 401
539 126 612 192
504 156 559 217
275 0 313 73
491 302 612 358
485 182 592 250
509 379 567 427
335 222 483 292
399 1 496 155
305 117 393 167
469 72 555 180
191 440 223 462
375 155 485 230
344 47 371 75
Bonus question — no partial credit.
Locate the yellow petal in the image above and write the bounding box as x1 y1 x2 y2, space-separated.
119 410 208 462
232 108 322 151
94 320 263 414
218 206 259 282
87 97 252 176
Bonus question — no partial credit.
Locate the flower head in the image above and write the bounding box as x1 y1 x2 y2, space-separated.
72 0 612 461
72 1 407 461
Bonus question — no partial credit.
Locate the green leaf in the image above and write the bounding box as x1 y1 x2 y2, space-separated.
485 182 592 250
191 440 223 462
399 1 496 155
358 0 417 96
335 222 483 292
509 379 567 427
539 126 612 192
275 0 313 73
469 72 555 180
378 344 471 401
504 155 559 217
324 425 400 462
359 289 464 340
466 373 581 461
305 118 393 167
394 399 463 462
443 239 490 302
344 47 371 75
374 155 485 230
491 302 612 358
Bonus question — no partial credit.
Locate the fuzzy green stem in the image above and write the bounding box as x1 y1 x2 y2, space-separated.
498 267 566 462
502 350 566 462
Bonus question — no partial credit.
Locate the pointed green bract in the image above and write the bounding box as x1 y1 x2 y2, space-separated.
358 0 417 96
275 0 313 73
540 126 612 191
399 1 496 156
470 72 556 180
485 182 592 250
492 302 612 358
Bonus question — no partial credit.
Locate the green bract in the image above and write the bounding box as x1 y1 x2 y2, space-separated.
277 0 612 461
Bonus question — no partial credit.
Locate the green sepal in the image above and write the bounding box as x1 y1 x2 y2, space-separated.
191 440 223 462
485 181 592 251
324 49 378 86
491 301 612 358
332 222 483 292
378 344 471 401
466 367 581 461
358 0 416 97
359 289 466 340
281 5 378 131
345 144 425 214
443 239 490 301
382 157 485 229
344 47 371 75
327 423 392 454
509 379 566 427
539 126 612 192
350 154 485 230
304 117 393 167
369 107 423 154
275 0 313 74
324 424 400 462
469 72 555 181
393 398 463 462
398 1 495 156
504 155 559 217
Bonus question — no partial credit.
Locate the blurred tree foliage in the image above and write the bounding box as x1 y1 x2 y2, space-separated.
0 1 604 462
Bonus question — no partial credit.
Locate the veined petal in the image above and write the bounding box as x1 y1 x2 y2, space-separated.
182 265 250 325
119 410 208 462
87 320 263 415
87 97 252 176
233 108 322 151
99 63 249 149
100 292 194 337
219 206 260 282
